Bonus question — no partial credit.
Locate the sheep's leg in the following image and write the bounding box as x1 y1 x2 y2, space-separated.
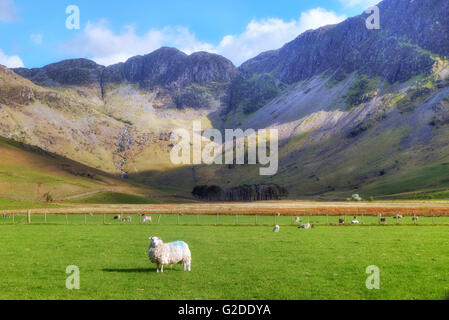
183 262 186 272
156 264 160 273
161 265 164 273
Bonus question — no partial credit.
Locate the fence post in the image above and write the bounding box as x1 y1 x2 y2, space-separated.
236 214 238 225
177 214 180 225
27 210 31 225
197 215 199 225
66 214 69 225
44 212 47 224
157 215 161 225
362 213 364 225
84 214 87 225
103 214 106 225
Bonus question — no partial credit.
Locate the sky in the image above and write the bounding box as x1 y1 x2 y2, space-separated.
0 0 379 69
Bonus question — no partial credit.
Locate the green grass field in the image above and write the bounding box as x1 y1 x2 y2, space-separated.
1 221 449 300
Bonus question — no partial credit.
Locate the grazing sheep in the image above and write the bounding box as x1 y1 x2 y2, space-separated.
143 216 152 223
114 215 121 220
2 214 10 219
273 225 280 233
148 237 191 273
352 219 360 224
299 223 314 229
412 215 419 222
380 217 387 223
394 214 403 220
122 216 132 222
339 218 345 224
295 216 301 223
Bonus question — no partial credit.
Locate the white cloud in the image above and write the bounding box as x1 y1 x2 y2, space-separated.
30 33 43 45
217 8 346 65
338 0 380 8
0 49 24 68
64 8 346 67
64 20 212 66
0 0 18 23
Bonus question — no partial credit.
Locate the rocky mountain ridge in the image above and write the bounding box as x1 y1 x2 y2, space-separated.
3 0 449 200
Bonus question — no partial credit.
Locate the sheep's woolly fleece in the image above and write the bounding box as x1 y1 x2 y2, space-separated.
148 237 191 272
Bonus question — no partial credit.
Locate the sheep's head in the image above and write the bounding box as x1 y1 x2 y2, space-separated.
149 237 163 247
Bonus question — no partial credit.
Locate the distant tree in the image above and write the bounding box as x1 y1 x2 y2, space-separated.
192 185 223 201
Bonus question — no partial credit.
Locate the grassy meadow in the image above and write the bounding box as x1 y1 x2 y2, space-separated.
1 221 449 300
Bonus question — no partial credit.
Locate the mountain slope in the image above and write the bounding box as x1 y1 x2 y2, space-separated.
0 136 153 201
3 0 449 200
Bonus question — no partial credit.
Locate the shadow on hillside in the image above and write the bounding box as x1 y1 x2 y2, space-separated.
102 268 154 273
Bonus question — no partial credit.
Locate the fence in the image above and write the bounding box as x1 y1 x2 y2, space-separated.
1 211 449 226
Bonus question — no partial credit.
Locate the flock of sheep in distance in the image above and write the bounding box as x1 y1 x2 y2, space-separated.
0 212 423 273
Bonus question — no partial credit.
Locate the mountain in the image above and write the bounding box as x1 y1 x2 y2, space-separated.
3 0 449 200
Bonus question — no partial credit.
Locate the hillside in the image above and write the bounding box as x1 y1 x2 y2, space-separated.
0 135 158 202
2 0 449 200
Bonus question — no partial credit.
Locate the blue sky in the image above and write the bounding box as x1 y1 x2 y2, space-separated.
0 0 379 68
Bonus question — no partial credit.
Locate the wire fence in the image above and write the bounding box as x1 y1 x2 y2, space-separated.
1 212 449 226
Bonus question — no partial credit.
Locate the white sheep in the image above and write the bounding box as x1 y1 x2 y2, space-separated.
273 225 280 232
148 237 191 273
143 216 152 223
351 219 360 224
299 223 312 229
394 214 403 219
295 216 301 223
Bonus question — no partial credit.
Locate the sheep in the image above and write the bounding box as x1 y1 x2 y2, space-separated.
352 219 360 224
412 215 419 222
273 225 280 233
394 214 403 220
2 214 10 219
143 216 152 223
380 217 387 223
122 216 132 222
299 223 314 229
295 216 301 223
114 215 121 220
148 237 191 273
339 218 345 224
